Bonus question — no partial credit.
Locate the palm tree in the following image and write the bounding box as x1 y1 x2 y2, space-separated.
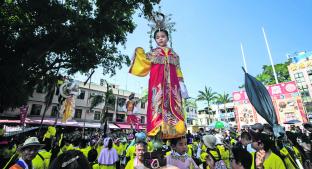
217 92 232 122
89 87 114 125
89 95 104 111
38 76 58 136
197 86 217 124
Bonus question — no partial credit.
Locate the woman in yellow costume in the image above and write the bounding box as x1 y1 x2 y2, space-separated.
129 12 188 141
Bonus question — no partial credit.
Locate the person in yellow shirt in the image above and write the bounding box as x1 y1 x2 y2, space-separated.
280 146 302 169
88 149 100 169
113 138 123 169
96 138 104 158
278 131 304 169
216 144 230 169
113 139 123 156
146 137 154 152
32 148 51 169
9 137 44 169
249 131 286 169
187 144 193 157
49 150 91 169
78 139 91 158
201 135 227 169
125 144 136 161
121 138 128 155
61 139 74 153
119 138 128 166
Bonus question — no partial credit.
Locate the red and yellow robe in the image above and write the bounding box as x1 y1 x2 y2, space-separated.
129 47 186 139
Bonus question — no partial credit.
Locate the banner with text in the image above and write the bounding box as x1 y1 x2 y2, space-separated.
233 81 307 129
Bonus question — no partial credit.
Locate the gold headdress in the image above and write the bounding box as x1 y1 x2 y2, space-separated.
148 8 176 49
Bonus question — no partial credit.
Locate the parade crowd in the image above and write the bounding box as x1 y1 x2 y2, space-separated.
1 8 311 169
0 122 311 169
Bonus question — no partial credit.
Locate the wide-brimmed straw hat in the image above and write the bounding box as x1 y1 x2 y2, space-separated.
17 137 45 151
202 135 216 149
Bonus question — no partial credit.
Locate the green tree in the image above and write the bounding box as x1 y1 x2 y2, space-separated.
0 0 159 112
256 61 291 85
197 86 217 124
239 61 291 89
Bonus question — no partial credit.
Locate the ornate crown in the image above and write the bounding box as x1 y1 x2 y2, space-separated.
147 7 176 49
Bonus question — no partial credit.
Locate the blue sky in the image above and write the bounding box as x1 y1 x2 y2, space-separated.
75 0 312 108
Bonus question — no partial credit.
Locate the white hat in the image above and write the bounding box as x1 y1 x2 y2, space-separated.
215 137 223 145
103 137 111 147
202 135 216 149
17 137 44 151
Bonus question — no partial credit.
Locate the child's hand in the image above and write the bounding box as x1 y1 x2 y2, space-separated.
256 150 265 169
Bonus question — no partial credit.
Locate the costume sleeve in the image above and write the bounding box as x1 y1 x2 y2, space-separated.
129 47 151 77
176 54 184 79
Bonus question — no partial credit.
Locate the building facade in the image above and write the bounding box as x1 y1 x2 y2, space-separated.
193 108 214 131
288 51 312 120
184 98 198 133
210 103 236 126
2 81 147 128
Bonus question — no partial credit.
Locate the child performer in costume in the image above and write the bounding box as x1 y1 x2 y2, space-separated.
129 12 189 140
167 136 200 169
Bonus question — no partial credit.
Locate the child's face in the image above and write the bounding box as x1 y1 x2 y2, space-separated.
135 144 146 161
173 138 187 155
155 31 168 47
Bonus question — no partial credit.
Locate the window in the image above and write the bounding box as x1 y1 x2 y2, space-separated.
141 102 146 109
74 109 82 119
94 111 101 120
308 70 312 82
51 106 58 117
187 119 193 125
116 114 125 122
229 117 235 122
140 116 145 124
30 104 42 116
117 97 126 112
77 90 85 100
298 85 311 102
106 94 116 111
36 84 46 93
294 72 305 83
106 113 114 122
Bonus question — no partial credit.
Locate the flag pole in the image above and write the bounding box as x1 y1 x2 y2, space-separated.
262 27 278 84
240 43 248 73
